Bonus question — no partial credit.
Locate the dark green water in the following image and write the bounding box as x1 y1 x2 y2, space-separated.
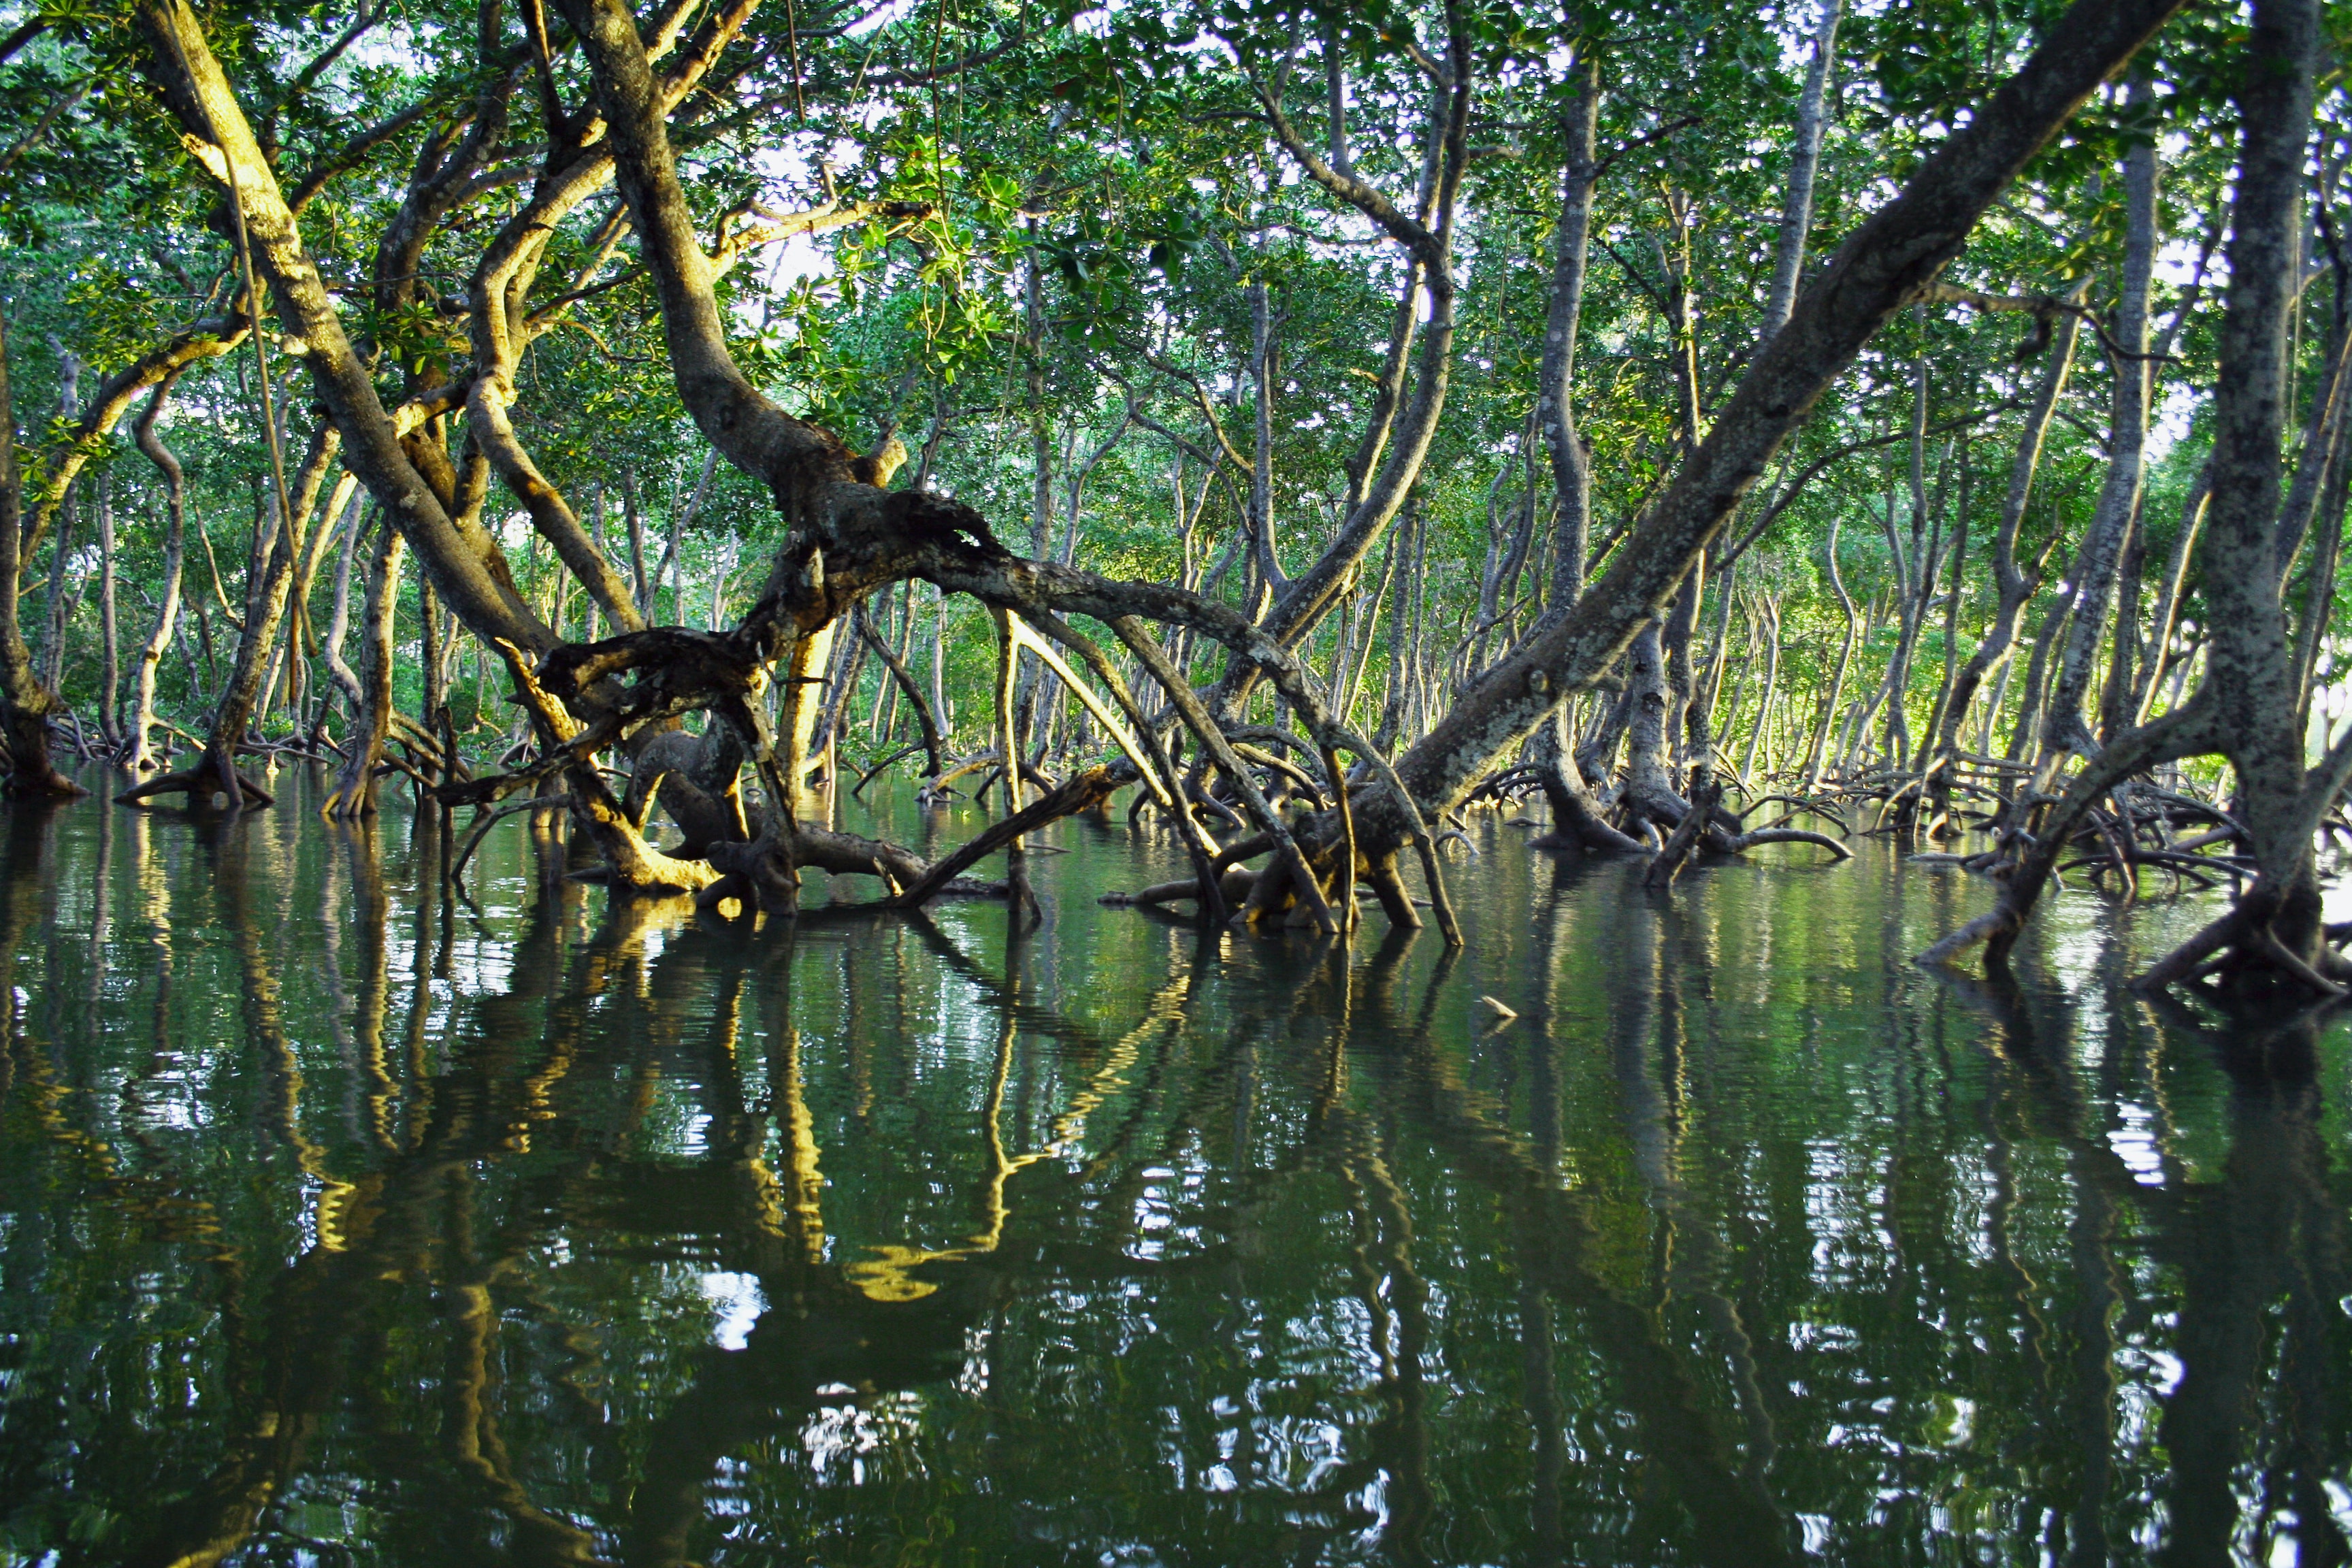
1 766 2348 1567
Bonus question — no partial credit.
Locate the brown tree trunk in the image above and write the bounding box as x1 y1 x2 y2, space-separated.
137 0 556 664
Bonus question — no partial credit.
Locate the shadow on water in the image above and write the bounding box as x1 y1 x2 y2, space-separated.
1 763 2349 1565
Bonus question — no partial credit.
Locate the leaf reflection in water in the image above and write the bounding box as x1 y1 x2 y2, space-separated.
0 767 2345 1567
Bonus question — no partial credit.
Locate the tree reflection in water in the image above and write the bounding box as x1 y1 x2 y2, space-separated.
0 767 2348 1566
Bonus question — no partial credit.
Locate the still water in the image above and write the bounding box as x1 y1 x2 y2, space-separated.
0 765 2346 1567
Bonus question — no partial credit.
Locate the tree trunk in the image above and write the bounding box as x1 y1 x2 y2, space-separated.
623 470 651 619
2004 573 2074 764
1740 593 1782 781
0 309 82 797
95 469 121 749
125 424 340 808
1881 355 1939 768
1804 517 1857 786
1933 291 2085 766
1761 0 1845 340
137 0 557 666
1203 51 1474 715
2130 466 2210 724
2187 0 2325 966
1529 60 1636 855
37 343 83 696
321 497 367 716
2097 495 2145 740
1923 0 2321 977
327 516 404 817
1366 0 2186 853
2042 76 2159 763
123 373 190 774
1622 621 1680 825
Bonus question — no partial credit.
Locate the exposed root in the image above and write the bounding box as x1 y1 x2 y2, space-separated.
116 750 276 809
1714 826 1852 860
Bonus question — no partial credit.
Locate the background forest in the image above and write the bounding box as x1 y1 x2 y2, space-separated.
0 0 2343 985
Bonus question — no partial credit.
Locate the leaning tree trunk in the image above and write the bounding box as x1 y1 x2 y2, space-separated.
2129 466 2210 725
1761 0 1845 340
1201 42 1474 719
0 259 246 790
136 0 557 667
527 0 2183 926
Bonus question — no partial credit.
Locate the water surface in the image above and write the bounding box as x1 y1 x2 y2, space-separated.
1 767 2347 1566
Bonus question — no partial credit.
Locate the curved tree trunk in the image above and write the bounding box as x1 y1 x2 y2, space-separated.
1526 61 1641 854
1202 39 1475 719
855 602 945 783
532 0 2185 925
